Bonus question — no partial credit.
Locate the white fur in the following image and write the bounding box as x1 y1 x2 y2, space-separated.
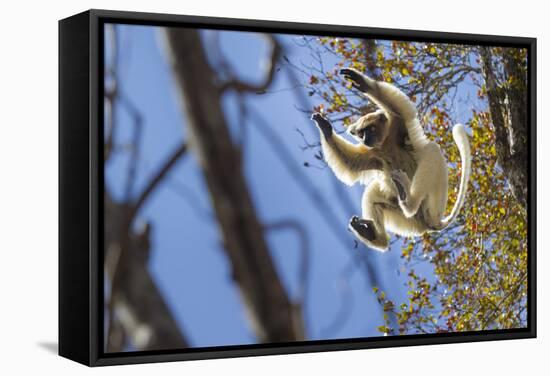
320 131 381 186
439 123 471 228
317 68 472 251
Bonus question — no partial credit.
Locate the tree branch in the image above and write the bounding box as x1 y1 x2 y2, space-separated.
130 142 188 222
163 27 304 342
103 25 189 352
479 47 527 208
263 219 311 336
104 196 189 351
219 35 281 94
263 219 311 305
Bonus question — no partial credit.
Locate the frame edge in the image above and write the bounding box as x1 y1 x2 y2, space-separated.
59 10 93 367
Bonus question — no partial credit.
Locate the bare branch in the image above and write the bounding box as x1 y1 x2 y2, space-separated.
104 24 119 162
103 25 190 352
247 106 353 250
320 260 356 337
164 27 304 342
130 142 188 222
263 219 311 305
263 219 311 336
219 35 281 94
104 197 189 351
121 94 144 202
165 177 214 221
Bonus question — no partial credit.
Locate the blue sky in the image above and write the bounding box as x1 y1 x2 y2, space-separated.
104 24 456 348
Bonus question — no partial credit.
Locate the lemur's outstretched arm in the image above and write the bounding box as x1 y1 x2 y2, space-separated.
340 68 430 150
340 68 417 122
311 113 383 186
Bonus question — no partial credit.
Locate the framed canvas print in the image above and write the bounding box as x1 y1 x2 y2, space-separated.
59 9 536 366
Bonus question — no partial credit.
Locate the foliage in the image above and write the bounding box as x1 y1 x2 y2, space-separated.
295 37 528 334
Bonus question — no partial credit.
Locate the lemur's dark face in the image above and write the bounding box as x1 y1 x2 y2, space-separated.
347 110 389 148
358 125 379 147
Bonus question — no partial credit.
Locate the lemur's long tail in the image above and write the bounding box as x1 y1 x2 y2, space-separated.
440 124 471 229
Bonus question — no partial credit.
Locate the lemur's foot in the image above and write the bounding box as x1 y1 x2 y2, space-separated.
391 169 410 202
311 112 333 139
339 68 369 92
349 215 376 241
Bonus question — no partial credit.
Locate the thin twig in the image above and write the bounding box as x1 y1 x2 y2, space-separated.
263 219 312 336
219 35 281 94
320 260 356 337
130 142 188 223
247 106 354 251
121 94 144 202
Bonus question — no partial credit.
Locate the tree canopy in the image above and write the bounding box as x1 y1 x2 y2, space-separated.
294 37 528 334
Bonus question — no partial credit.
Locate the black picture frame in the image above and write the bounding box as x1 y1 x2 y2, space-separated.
59 8 537 367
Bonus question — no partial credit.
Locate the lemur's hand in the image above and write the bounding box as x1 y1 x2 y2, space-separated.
339 68 369 93
311 112 333 139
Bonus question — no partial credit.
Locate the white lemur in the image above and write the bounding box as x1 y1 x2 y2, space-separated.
310 68 471 251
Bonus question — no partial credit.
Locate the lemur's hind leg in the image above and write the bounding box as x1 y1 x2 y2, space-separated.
392 168 426 219
391 143 447 225
391 169 411 203
349 185 391 252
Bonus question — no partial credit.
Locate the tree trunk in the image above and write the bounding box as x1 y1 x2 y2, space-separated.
163 28 304 342
479 47 528 208
104 195 188 351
